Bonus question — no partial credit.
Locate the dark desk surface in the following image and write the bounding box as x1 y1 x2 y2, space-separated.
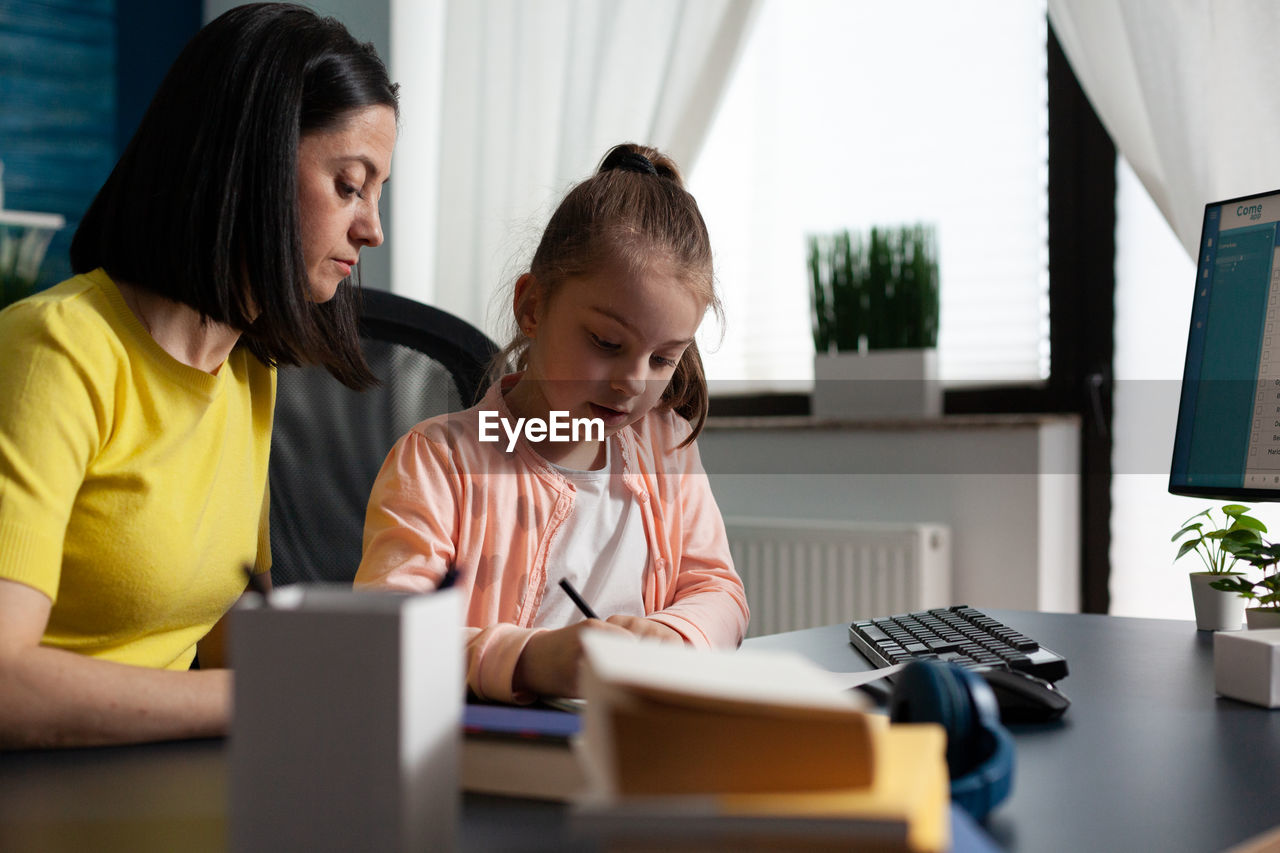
3 610 1278 852
749 610 1280 853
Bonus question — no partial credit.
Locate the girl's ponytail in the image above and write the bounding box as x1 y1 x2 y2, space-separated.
495 142 720 445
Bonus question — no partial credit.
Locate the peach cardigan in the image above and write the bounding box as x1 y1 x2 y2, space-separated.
355 376 750 702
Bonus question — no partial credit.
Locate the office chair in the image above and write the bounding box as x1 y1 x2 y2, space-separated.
267 288 498 586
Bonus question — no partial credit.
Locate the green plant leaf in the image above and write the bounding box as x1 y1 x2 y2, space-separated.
1222 504 1251 517
1221 530 1264 552
1171 522 1204 542
1236 543 1273 565
1230 515 1268 533
1174 540 1202 561
1180 508 1212 527
812 224 938 353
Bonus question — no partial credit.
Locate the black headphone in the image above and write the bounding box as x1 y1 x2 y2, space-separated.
888 660 1015 821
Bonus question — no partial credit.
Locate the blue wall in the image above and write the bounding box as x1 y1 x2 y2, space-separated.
0 0 199 289
0 0 115 287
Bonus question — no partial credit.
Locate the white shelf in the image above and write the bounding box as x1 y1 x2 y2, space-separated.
0 209 66 230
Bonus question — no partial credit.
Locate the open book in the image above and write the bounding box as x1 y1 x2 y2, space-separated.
574 633 950 853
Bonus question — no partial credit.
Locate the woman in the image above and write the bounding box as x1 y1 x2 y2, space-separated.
0 3 398 748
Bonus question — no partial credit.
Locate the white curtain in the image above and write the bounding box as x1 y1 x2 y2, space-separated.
1047 0 1280 258
1048 2 1280 619
395 0 760 336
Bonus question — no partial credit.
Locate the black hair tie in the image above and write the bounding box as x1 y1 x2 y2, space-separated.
610 151 659 176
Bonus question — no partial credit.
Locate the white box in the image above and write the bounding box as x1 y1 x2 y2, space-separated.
1214 628 1280 708
229 585 463 852
813 349 942 420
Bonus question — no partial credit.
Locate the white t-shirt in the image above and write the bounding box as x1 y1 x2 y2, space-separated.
533 437 648 627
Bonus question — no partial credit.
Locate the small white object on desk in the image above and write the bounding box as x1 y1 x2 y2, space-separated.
1214 628 1280 708
229 584 463 852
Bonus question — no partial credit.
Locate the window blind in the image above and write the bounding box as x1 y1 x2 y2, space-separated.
689 0 1049 390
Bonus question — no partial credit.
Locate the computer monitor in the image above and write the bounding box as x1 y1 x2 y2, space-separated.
1171 188 1280 498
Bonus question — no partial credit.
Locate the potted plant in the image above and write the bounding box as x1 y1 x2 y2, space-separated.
0 210 64 311
1173 504 1263 631
807 223 940 419
1209 537 1280 629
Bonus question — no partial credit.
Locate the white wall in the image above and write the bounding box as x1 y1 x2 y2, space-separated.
698 418 1081 613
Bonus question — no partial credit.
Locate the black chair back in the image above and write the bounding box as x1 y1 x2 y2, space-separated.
268 288 498 586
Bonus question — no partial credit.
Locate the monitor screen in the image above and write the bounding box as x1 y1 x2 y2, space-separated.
1171 188 1280 498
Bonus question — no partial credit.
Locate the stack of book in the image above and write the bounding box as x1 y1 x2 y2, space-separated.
461 703 585 801
572 633 950 853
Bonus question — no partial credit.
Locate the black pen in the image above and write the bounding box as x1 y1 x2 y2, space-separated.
559 578 599 620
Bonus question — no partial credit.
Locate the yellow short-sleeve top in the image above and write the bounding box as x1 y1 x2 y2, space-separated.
0 268 274 670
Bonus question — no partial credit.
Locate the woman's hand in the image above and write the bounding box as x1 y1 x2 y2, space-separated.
513 620 632 699
0 578 232 748
606 614 686 645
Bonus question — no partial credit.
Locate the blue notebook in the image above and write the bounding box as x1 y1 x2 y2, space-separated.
462 703 580 740
461 703 585 800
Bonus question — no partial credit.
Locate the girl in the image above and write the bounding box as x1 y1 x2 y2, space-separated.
0 3 398 747
357 143 750 702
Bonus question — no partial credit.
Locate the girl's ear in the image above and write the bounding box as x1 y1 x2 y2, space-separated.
513 273 541 338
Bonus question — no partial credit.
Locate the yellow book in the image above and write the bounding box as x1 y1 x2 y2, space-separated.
575 634 950 853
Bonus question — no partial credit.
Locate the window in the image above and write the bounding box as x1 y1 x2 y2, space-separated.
1111 156 1198 620
688 0 1049 391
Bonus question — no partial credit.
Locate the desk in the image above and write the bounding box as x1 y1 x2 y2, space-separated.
749 610 1280 853
3 610 1278 852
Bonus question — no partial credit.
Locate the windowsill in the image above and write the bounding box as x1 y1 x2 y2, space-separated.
707 381 1071 423
705 411 1080 432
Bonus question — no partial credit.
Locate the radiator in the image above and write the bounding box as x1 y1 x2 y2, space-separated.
724 517 952 638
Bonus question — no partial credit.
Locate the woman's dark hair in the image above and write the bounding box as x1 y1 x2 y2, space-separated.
494 142 719 445
70 2 399 388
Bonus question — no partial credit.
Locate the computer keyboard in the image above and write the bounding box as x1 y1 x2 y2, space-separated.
849 606 1069 682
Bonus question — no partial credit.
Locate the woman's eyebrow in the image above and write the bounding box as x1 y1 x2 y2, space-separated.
332 155 390 183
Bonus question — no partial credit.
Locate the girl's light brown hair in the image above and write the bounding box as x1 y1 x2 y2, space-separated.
493 142 719 445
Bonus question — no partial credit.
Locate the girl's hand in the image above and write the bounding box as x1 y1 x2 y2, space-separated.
513 620 631 698
606 614 685 645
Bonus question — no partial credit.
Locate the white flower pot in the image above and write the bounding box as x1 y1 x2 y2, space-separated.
1245 607 1280 629
1189 572 1245 631
812 349 942 420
